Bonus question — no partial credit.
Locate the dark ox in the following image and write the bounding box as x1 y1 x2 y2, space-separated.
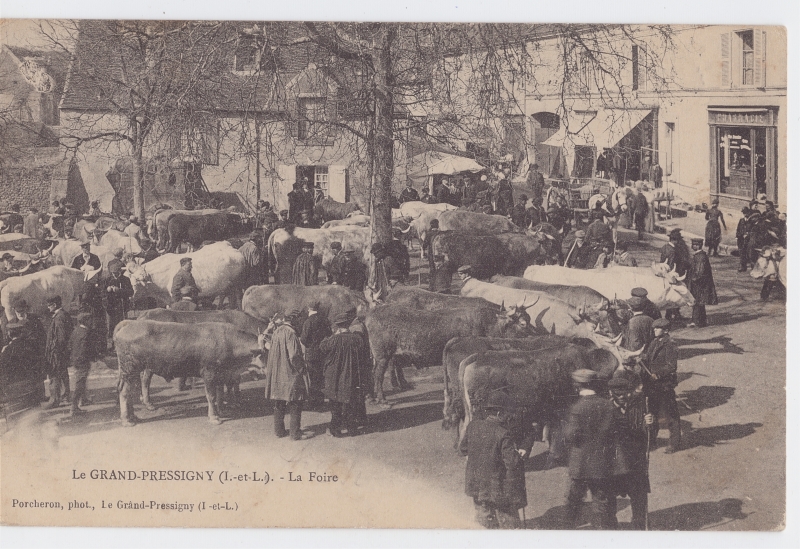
530 223 563 265
114 320 262 425
166 212 245 253
436 210 521 234
242 284 368 325
432 231 544 278
151 208 221 250
365 303 535 404
384 286 498 312
490 275 622 335
458 346 619 445
0 237 57 254
314 198 363 222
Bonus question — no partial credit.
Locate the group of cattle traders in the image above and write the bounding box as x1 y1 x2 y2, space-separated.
0 174 775 531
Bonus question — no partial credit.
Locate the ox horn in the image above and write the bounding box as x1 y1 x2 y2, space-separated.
524 296 540 310
675 272 686 282
500 300 506 312
400 225 412 234
630 345 646 357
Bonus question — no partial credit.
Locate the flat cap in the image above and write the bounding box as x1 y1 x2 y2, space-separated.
571 369 598 383
457 265 473 274
332 310 354 326
652 318 671 329
668 228 682 238
628 296 645 311
574 230 586 238
631 287 648 298
691 237 704 246
179 257 193 265
608 375 635 390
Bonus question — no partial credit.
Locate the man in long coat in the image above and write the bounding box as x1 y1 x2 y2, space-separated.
319 310 371 437
632 189 649 240
620 296 654 352
292 242 319 286
239 231 264 289
687 238 717 328
643 318 681 453
44 295 73 409
660 228 691 321
79 268 107 364
459 390 527 529
71 242 101 271
263 308 309 440
105 262 133 348
300 301 332 405
564 369 618 529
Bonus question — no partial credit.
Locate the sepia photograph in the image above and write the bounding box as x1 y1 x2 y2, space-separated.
0 1 792 544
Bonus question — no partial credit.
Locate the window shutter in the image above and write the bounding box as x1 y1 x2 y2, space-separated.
754 29 766 87
721 32 731 87
631 45 639 90
637 45 647 91
274 164 296 212
328 165 347 203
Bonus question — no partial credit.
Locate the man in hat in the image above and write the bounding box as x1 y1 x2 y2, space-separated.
631 288 661 321
735 207 752 272
300 178 316 218
384 228 411 282
0 253 26 279
420 186 434 204
71 241 101 271
292 242 319 286
298 209 319 229
7 204 23 234
608 374 654 529
687 238 717 328
422 218 440 264
276 209 291 231
123 215 142 241
621 296 654 353
44 295 73 409
105 261 133 346
68 312 93 416
0 321 41 388
643 318 681 453
586 212 614 250
300 301 332 406
462 176 478 209
527 163 546 205
368 242 403 304
660 228 691 320
564 369 618 529
319 309 371 437
79 267 107 363
327 241 345 284
704 199 726 257
460 389 527 529
135 236 159 264
88 201 102 218
340 250 367 292
263 308 310 440
171 257 200 303
510 194 531 229
398 180 420 204
287 182 304 225
106 247 126 275
170 286 199 312
565 230 594 269
457 264 473 284
436 178 452 205
632 187 649 240
239 231 265 290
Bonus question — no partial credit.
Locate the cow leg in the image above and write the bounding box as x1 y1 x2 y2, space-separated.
140 369 156 411
119 376 139 427
204 370 222 424
372 355 389 405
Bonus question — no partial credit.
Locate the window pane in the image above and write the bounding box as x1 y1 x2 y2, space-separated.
718 126 752 197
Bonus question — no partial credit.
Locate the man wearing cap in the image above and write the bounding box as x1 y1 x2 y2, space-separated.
263 308 310 440
735 207 752 272
368 242 403 303
327 241 344 284
631 288 661 321
436 178 452 205
339 250 367 292
239 231 264 289
44 296 73 409
292 242 319 286
171 257 200 303
643 318 681 453
106 247 126 275
460 390 527 529
621 296 654 352
0 253 27 279
457 264 473 284
420 186 434 204
71 242 101 271
564 369 618 529
276 210 291 231
422 218 439 266
564 230 594 269
384 228 411 282
287 182 304 225
319 309 371 437
135 236 159 264
398 180 420 204
300 301 332 406
105 261 133 345
585 212 613 249
608 374 654 529
68 312 93 416
687 238 717 328
660 228 691 321
704 199 726 257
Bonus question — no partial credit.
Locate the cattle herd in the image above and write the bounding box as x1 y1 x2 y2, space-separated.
1 200 702 441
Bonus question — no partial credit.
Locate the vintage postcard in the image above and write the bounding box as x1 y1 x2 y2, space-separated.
0 12 788 538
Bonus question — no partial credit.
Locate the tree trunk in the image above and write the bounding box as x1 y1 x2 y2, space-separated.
131 121 145 224
370 24 396 246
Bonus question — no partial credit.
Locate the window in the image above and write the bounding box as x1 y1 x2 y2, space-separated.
664 122 675 176
180 121 220 166
739 31 754 86
578 51 593 91
314 166 329 198
234 33 259 72
717 127 753 197
632 45 647 91
297 97 326 141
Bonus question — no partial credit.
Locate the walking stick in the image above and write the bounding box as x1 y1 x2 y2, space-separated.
645 396 651 531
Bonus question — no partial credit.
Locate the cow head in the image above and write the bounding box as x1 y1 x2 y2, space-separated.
750 247 785 280
127 264 152 290
591 331 646 366
493 303 537 337
663 282 695 308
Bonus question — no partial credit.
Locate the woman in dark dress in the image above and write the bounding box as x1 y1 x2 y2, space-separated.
704 199 727 257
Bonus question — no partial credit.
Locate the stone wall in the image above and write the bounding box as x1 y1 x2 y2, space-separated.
0 147 64 212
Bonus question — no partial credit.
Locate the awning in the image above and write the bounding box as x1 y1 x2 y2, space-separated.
542 108 652 151
407 151 485 177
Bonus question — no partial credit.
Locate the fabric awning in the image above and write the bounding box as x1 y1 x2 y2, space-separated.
542 108 652 151
407 151 485 177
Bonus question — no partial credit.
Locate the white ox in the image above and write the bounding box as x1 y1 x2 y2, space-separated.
126 241 245 308
400 201 458 247
321 215 371 228
750 246 786 287
0 233 29 245
268 226 372 268
0 266 86 321
523 264 695 310
460 278 604 339
52 234 141 274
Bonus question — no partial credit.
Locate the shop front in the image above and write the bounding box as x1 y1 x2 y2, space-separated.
709 107 778 208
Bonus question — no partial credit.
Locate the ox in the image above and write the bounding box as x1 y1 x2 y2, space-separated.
321 215 371 228
524 264 695 310
114 320 262 425
243 284 368 325
73 216 128 243
458 346 621 447
0 266 85 321
437 210 521 235
384 286 498 312
137 308 265 335
0 234 29 246
267 226 371 284
99 229 143 256
127 241 245 308
460 277 608 339
750 246 786 297
52 239 140 275
529 223 563 264
314 198 363 222
166 212 244 253
0 236 57 254
398 200 457 219
365 303 535 404
151 208 222 250
432 231 545 278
